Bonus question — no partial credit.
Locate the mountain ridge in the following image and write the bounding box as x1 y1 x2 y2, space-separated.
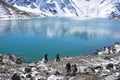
0 0 39 19
1 0 120 19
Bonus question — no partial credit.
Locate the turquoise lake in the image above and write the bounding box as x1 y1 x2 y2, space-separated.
0 17 120 62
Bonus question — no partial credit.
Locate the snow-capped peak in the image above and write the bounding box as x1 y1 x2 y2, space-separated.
3 0 120 18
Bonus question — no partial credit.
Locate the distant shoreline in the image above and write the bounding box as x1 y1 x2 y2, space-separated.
0 16 109 21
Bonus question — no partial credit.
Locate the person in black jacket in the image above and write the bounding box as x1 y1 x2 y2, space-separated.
65 63 71 75
44 54 48 63
56 54 60 62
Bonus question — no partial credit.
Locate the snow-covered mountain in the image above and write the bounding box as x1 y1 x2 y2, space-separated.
3 0 120 18
0 0 39 19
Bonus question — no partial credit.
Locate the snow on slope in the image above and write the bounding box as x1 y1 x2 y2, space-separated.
4 0 120 18
0 1 11 18
0 0 39 19
73 0 120 18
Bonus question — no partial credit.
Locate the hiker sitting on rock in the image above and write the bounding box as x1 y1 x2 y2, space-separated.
71 64 77 76
56 54 60 62
65 63 71 75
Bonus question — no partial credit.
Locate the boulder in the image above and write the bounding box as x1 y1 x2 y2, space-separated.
2 58 9 63
106 63 114 70
29 62 36 67
16 58 22 64
24 67 31 73
26 74 32 78
11 73 21 80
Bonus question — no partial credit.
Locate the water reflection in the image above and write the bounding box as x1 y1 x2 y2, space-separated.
0 18 120 40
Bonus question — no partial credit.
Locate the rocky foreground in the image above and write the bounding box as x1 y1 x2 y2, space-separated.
0 42 120 80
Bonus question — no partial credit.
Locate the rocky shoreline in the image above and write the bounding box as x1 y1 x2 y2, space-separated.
0 42 120 80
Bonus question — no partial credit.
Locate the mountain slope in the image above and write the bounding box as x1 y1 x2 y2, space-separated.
4 0 120 18
0 0 38 19
6 0 80 17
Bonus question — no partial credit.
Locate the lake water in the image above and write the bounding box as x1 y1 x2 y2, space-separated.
0 17 120 62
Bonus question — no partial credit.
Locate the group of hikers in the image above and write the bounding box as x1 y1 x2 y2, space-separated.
11 53 77 80
65 63 77 76
44 54 77 76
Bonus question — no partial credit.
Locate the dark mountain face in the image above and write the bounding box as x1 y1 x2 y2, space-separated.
0 0 38 19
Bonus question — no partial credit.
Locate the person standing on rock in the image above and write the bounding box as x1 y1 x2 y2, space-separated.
65 63 71 75
44 54 48 63
11 73 21 80
56 54 60 62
